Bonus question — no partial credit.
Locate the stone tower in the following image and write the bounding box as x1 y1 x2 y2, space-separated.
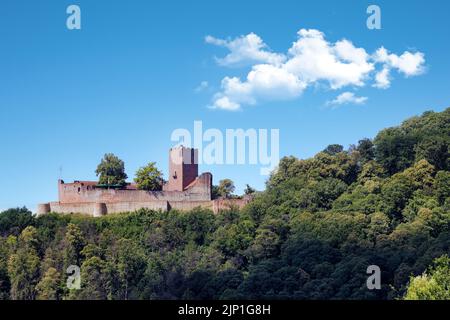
164 146 199 191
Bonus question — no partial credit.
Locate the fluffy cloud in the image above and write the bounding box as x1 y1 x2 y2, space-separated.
212 64 306 110
207 29 426 110
212 96 240 111
327 92 368 106
371 47 425 89
373 47 425 76
373 67 391 89
205 33 285 67
285 30 374 89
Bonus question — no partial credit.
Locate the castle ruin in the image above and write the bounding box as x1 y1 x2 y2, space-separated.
37 146 251 216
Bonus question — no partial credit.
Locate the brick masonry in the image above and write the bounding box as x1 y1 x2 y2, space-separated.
38 146 251 216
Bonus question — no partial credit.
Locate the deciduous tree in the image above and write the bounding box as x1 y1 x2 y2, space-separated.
134 162 164 191
96 153 128 186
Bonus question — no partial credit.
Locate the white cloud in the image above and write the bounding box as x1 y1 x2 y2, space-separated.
211 64 306 110
206 28 426 110
374 47 425 76
373 66 391 89
195 81 209 92
211 96 240 111
285 31 374 89
327 92 368 106
205 33 285 67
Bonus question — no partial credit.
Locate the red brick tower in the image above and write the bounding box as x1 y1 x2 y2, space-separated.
165 146 199 191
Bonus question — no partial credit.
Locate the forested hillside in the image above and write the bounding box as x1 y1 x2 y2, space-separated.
0 108 449 300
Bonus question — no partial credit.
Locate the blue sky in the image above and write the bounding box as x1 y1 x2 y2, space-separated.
1 0 449 211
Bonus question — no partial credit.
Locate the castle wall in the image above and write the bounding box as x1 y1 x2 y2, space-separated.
58 173 212 204
212 196 253 213
44 198 248 216
169 200 213 211
39 195 250 217
37 147 252 217
48 200 170 216
185 173 212 196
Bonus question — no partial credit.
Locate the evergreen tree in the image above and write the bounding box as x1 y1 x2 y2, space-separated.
7 226 40 300
63 223 86 271
36 267 61 300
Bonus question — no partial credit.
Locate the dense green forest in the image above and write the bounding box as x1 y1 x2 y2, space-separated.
0 108 449 300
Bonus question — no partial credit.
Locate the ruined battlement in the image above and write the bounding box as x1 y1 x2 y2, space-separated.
57 172 212 205
38 147 250 216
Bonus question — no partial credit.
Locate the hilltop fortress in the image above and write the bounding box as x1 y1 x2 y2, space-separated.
38 146 251 217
